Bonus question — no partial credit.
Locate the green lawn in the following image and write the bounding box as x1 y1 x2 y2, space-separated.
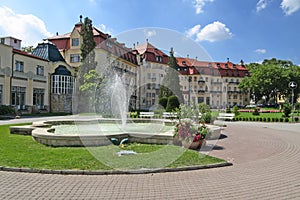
0 124 226 171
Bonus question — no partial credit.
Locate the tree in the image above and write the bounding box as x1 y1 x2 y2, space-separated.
21 46 35 53
159 48 184 104
77 16 98 112
78 16 97 86
239 58 297 104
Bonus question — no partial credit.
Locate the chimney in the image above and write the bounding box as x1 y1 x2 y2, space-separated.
187 54 189 58
56 32 59 36
79 15 83 22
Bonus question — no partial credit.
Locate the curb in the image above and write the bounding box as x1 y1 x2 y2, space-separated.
0 162 232 176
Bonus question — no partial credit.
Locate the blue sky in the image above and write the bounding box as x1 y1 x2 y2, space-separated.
0 0 300 65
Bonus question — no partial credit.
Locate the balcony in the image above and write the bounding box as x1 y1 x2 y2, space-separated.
198 90 205 94
198 80 205 84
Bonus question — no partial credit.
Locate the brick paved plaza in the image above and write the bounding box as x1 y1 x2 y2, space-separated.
0 118 299 199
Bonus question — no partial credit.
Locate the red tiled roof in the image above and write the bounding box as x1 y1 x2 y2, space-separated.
135 42 168 64
177 57 249 77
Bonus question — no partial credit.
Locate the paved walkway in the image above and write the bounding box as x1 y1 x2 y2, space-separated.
0 118 299 199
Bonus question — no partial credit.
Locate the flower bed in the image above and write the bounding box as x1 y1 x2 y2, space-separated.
174 120 208 150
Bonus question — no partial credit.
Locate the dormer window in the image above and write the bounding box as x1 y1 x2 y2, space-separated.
156 56 162 62
216 63 220 68
208 63 212 68
71 38 79 46
182 61 186 65
225 63 228 68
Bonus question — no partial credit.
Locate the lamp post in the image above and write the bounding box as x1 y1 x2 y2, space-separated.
289 81 297 122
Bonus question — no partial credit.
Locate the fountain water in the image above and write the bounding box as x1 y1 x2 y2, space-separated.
110 74 132 130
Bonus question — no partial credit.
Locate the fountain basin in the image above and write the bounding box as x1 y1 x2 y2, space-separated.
9 118 221 147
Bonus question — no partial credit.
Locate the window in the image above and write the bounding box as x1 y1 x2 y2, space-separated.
0 38 4 44
51 75 75 94
71 38 80 46
36 65 44 76
15 61 24 72
156 56 162 62
70 54 80 63
33 88 44 108
0 85 2 105
11 86 26 109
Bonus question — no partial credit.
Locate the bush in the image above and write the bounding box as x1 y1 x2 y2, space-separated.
232 106 240 116
0 105 16 115
295 117 299 122
280 118 284 122
252 108 260 116
158 97 168 109
283 103 292 118
263 118 266 122
267 117 271 122
226 108 231 113
166 96 180 112
285 118 289 122
275 118 279 122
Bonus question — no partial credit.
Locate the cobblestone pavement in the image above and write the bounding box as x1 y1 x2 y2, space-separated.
0 119 299 199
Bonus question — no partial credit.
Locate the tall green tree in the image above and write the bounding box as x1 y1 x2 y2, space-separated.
78 17 97 86
159 48 183 107
77 16 98 112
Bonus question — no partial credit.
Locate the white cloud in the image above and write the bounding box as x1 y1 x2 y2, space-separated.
193 0 214 14
281 0 300 15
0 6 52 46
256 0 272 12
97 23 113 34
255 49 267 54
189 21 233 42
144 29 157 38
185 24 201 38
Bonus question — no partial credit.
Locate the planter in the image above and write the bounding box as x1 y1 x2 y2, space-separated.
181 140 205 150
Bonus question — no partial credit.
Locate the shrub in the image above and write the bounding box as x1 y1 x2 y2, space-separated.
263 118 266 122
259 117 263 122
249 117 252 121
226 108 231 113
275 118 279 122
279 118 284 122
158 97 168 109
267 117 271 122
166 96 180 112
0 105 16 115
283 103 292 118
252 108 260 116
232 106 240 116
285 118 289 122
295 117 299 122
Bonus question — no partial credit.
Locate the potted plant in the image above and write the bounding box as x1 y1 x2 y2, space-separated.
174 119 207 150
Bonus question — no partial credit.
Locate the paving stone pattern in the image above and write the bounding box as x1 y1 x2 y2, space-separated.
0 119 300 199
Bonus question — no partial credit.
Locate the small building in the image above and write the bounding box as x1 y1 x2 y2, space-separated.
0 38 74 114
